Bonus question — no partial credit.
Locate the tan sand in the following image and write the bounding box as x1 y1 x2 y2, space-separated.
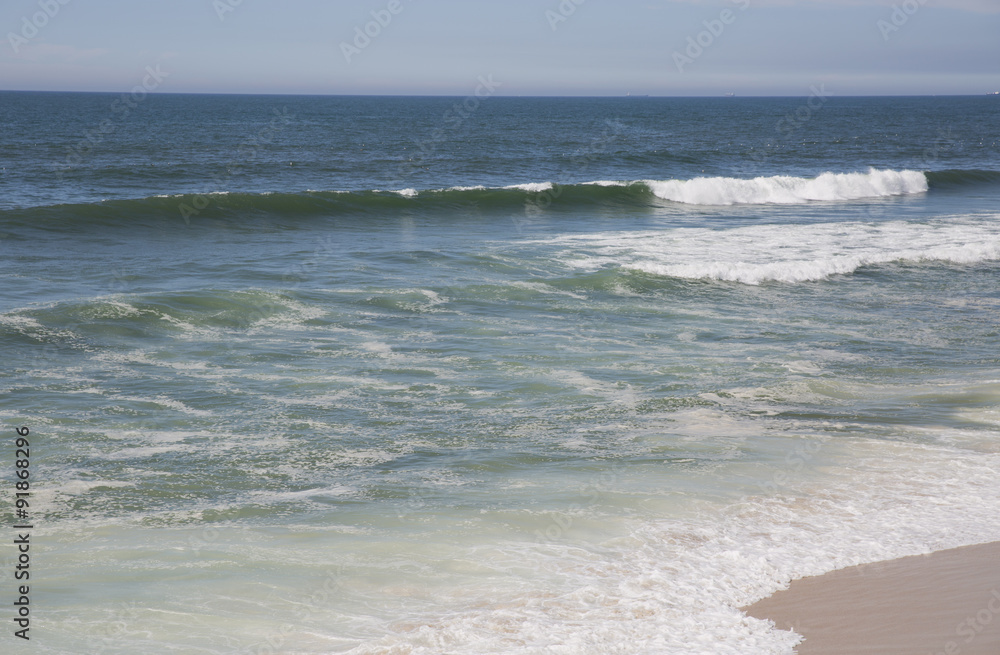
743 541 1000 655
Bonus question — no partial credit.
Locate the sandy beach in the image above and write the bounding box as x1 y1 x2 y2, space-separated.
744 541 1000 654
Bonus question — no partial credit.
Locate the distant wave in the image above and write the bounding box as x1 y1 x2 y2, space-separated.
4 168 997 228
643 168 927 205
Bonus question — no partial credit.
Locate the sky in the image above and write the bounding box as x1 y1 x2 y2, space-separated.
1 0 998 96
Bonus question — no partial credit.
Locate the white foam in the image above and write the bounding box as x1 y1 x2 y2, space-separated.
93 299 144 318
360 341 394 355
248 485 357 503
110 394 213 417
103 445 188 460
35 437 1000 655
548 215 1000 284
28 478 135 516
585 180 630 187
504 182 554 193
341 441 1000 654
244 294 329 333
443 185 488 192
95 349 212 371
0 312 78 341
643 168 928 205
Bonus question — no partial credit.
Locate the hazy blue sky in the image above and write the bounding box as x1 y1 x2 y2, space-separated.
2 0 998 96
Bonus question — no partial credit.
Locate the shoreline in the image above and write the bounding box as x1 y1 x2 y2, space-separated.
743 541 1000 654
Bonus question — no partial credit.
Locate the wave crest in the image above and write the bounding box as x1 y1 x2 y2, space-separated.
6 168 993 228
645 169 928 206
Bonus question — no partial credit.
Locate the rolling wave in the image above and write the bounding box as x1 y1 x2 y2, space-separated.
925 168 1000 189
643 168 927 205
3 168 996 228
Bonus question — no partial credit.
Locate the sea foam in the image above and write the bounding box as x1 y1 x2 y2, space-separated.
549 215 1000 284
643 168 928 205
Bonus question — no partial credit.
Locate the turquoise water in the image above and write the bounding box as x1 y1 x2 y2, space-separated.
2 93 1000 653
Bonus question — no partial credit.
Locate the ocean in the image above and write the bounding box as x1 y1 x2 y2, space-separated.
2 92 999 654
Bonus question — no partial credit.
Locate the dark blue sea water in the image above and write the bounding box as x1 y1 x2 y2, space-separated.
2 92 1000 654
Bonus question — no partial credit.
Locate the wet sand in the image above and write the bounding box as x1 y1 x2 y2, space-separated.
743 541 1000 654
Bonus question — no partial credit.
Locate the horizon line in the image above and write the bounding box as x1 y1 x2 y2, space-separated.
2 89 998 99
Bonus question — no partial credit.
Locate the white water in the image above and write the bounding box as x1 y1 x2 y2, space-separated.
547 214 1000 284
643 169 928 205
